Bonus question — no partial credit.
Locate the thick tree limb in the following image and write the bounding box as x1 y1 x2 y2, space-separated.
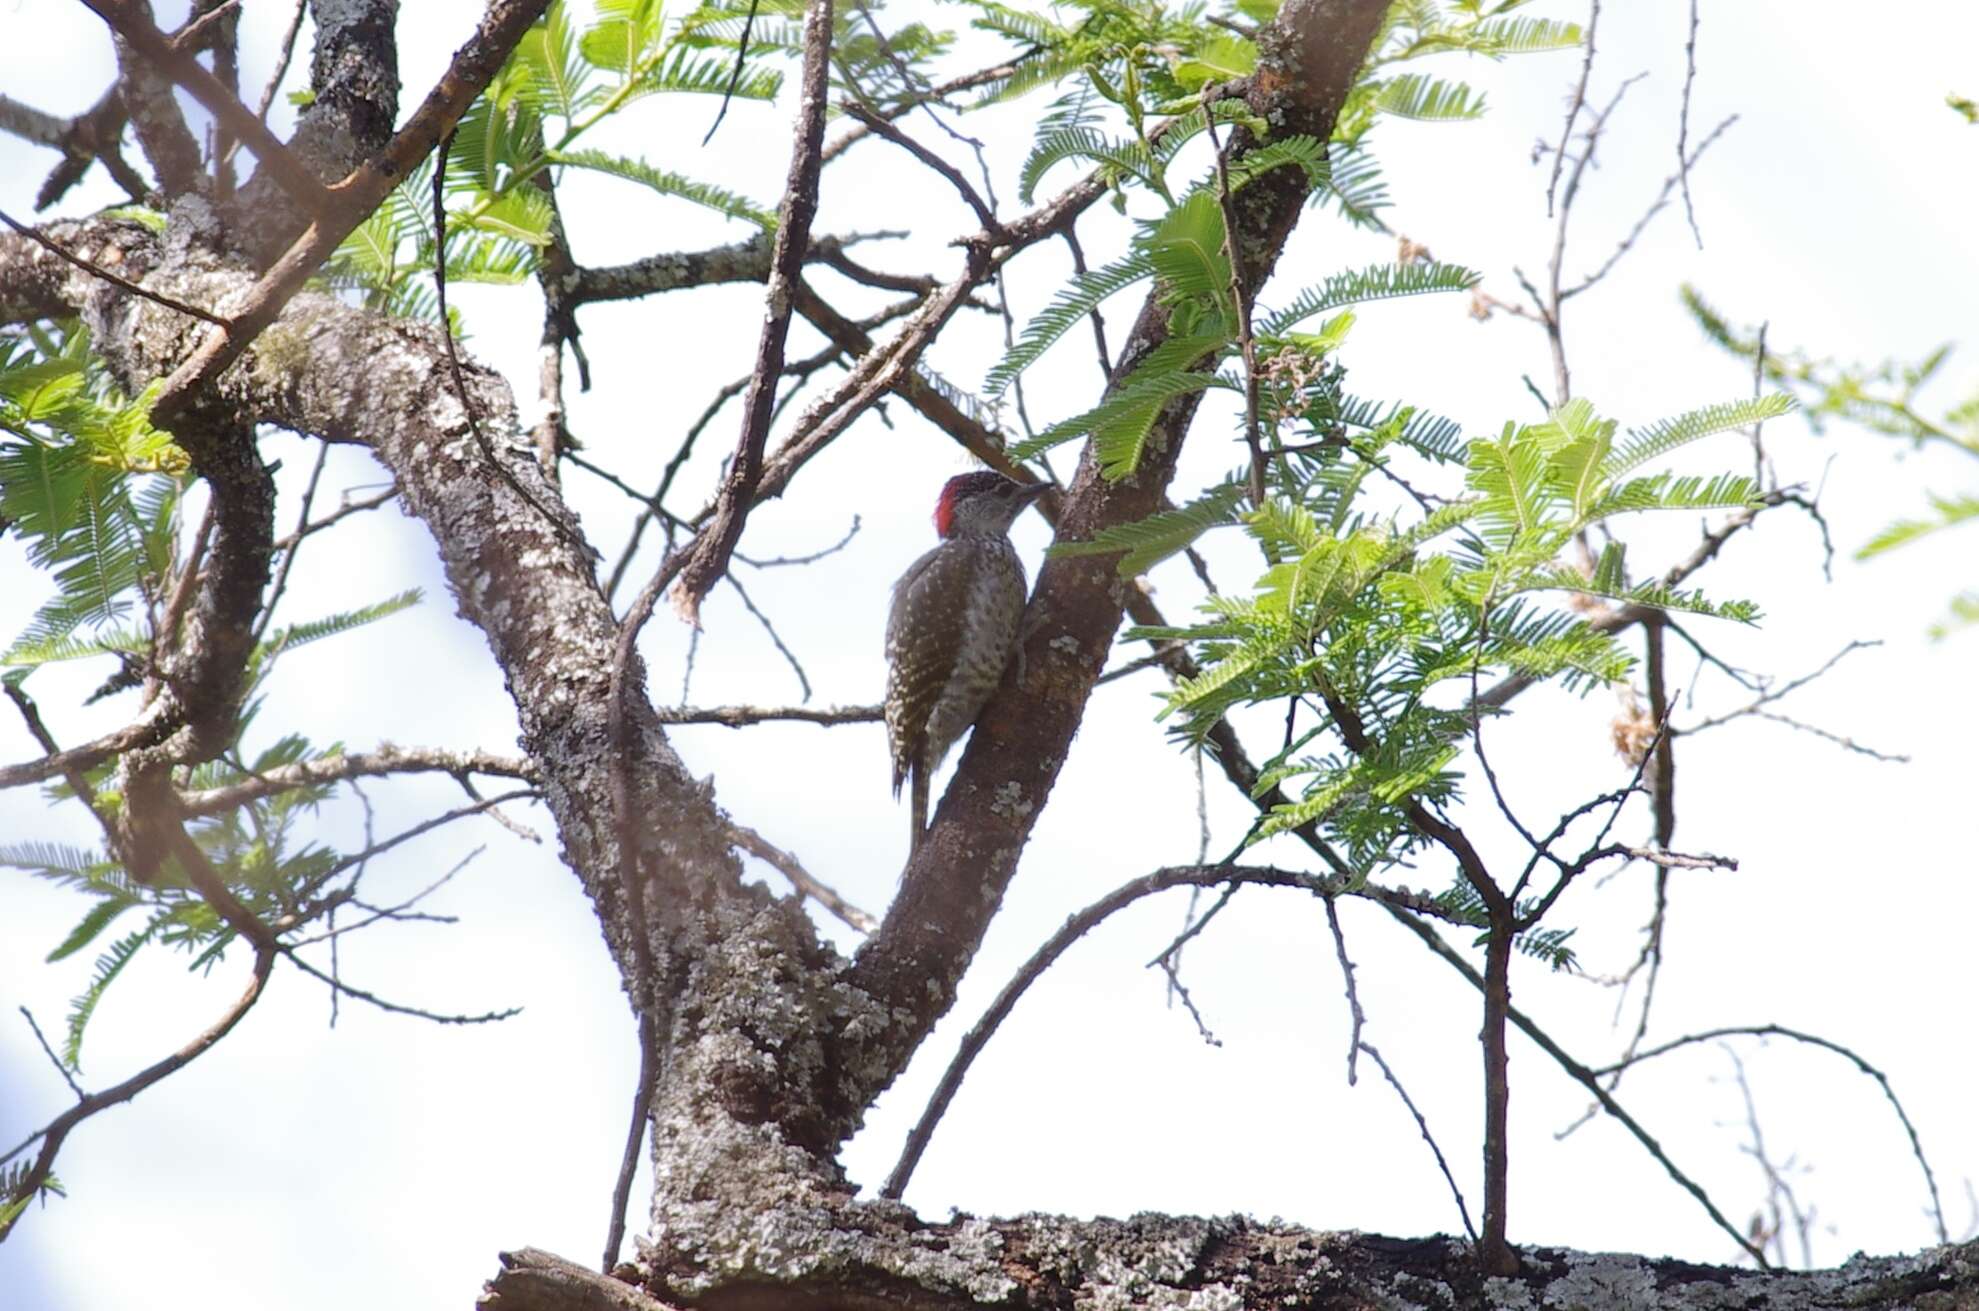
843 0 1394 1113
480 1227 1979 1311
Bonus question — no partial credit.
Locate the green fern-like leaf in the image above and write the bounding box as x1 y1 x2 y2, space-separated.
1012 353 1233 469
47 894 140 964
1260 262 1478 335
1857 494 1979 559
1470 16 1584 55
516 2 598 121
1604 394 1796 477
64 922 158 1072
0 840 109 882
1373 73 1486 121
1521 544 1761 623
580 0 665 78
633 47 783 101
549 148 776 228
262 590 421 655
1583 472 1759 522
1315 142 1390 230
985 250 1155 397
1225 135 1329 191
1050 480 1248 575
459 190 555 246
1148 190 1232 308
1 626 147 668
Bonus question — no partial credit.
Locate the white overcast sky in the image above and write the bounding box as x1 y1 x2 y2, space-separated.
3 2 1977 1308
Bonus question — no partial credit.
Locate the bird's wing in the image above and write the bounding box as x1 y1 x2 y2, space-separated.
884 545 975 789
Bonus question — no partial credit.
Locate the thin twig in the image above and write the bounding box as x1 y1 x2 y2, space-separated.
270 484 398 551
728 822 876 933
1546 0 1601 218
736 516 861 568
0 944 275 1241
1322 897 1363 1085
702 0 762 146
1677 0 1704 247
0 208 230 326
18 1008 83 1100
1382 907 1769 1267
845 107 1000 234
282 951 520 1025
651 702 880 727
882 864 1453 1200
1598 1024 1946 1244
1358 1041 1478 1242
724 573 812 702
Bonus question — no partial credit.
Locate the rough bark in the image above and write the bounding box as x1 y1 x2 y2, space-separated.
482 1226 1979 1311
230 0 402 262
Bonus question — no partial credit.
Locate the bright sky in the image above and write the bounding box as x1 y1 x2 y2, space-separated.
2 2 1977 1308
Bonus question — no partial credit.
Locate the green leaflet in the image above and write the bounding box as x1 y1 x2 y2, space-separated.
1260 262 1479 335
548 148 776 228
1049 481 1248 576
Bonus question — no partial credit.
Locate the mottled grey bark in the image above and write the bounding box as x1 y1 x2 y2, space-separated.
483 1223 1979 1311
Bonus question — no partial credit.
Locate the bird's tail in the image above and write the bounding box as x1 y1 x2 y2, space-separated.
909 765 929 854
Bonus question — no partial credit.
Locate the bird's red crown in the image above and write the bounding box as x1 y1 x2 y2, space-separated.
932 471 1012 538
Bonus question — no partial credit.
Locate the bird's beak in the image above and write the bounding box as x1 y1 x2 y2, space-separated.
1016 481 1050 506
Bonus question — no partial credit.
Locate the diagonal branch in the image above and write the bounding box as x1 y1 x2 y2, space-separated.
80 0 331 210
141 0 550 428
841 0 1394 1112
667 0 837 627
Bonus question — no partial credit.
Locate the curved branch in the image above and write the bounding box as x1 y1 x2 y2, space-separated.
0 942 275 1241
882 863 1448 1200
1595 1024 1946 1244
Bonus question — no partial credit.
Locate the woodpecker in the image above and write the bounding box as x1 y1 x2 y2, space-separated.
885 471 1047 853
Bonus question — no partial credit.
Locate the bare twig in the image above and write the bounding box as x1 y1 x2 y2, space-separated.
17 1008 83 1100
270 484 399 551
652 702 880 727
724 573 812 702
1677 0 1705 247
882 864 1456 1201
1682 640 1881 733
142 0 552 429
1599 1025 1946 1244
1565 114 1737 299
1383 907 1770 1266
668 0 837 626
1358 1041 1478 1242
178 746 535 817
845 107 1000 234
80 0 330 209
282 951 520 1025
0 944 275 1241
702 0 763 146
1323 896 1363 1084
1723 1044 1814 1268
1545 0 1600 218
728 822 875 933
